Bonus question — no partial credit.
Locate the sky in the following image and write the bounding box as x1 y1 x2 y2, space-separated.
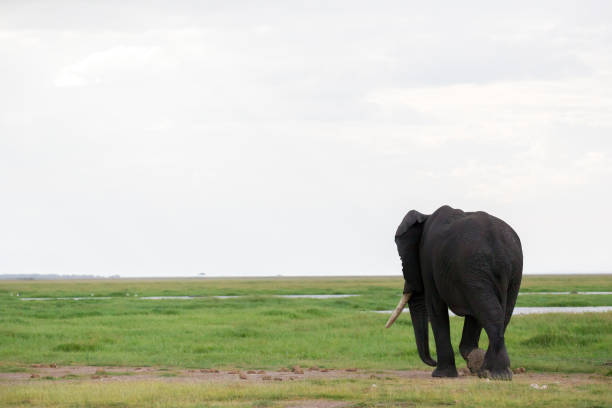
1 1 611 277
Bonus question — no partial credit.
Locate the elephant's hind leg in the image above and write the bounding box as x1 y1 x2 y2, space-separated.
467 293 512 380
459 315 482 362
479 322 512 380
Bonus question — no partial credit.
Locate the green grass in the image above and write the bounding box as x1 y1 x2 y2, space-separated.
0 275 610 407
2 274 610 298
0 275 610 374
1 377 610 407
519 274 612 292
516 294 612 307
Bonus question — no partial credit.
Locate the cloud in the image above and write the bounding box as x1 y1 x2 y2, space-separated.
447 150 612 202
54 45 172 87
1 1 611 276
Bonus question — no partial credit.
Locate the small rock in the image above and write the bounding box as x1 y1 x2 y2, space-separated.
239 372 247 380
467 349 485 373
458 367 470 376
262 376 272 380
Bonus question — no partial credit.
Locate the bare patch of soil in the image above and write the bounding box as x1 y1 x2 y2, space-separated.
0 364 608 387
284 401 352 408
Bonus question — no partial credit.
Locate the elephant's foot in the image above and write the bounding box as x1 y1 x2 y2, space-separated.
478 367 512 381
432 366 458 378
478 341 512 380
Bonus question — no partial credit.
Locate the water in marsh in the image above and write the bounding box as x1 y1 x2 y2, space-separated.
519 292 612 295
18 297 112 300
277 294 358 299
374 306 612 315
18 294 360 301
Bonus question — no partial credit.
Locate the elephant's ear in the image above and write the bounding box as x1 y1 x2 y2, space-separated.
395 210 428 238
395 210 428 294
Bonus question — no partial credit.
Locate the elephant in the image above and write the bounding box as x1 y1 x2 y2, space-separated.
385 205 522 380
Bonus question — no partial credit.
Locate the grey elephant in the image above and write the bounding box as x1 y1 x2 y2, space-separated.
386 205 523 380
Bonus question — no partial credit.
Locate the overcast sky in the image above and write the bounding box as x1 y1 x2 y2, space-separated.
1 1 611 277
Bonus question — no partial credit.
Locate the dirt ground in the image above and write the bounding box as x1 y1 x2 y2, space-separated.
0 364 607 386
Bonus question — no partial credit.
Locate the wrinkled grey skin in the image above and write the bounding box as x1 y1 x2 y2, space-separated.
395 205 522 380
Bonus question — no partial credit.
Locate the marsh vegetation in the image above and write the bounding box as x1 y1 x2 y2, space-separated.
0 275 610 407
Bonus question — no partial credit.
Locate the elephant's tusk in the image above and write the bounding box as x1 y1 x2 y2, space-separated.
385 293 411 328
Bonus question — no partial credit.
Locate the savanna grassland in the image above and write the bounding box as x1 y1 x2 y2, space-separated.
1 275 610 407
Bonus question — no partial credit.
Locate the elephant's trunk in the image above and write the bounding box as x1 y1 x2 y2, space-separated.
408 292 437 367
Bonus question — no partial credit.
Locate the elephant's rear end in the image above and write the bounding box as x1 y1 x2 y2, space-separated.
482 214 523 319
492 216 523 327
446 212 522 380
429 211 523 320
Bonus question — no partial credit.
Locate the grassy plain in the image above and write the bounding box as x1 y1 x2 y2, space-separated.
3 273 611 297
2 376 610 408
0 275 610 407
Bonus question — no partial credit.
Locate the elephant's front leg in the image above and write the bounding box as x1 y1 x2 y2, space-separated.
428 302 458 378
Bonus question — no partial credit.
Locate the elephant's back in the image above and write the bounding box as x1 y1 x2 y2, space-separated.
424 207 523 306
430 209 521 255
445 211 522 270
